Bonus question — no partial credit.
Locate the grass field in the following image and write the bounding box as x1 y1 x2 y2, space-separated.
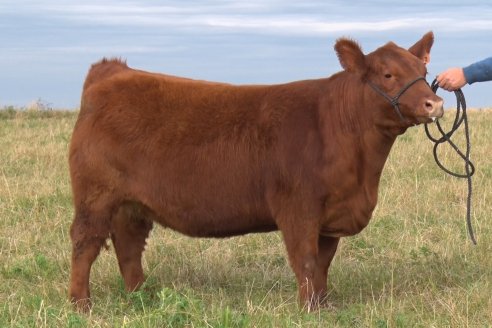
0 108 491 327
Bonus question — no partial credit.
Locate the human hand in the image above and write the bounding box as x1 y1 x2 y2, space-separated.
436 67 467 91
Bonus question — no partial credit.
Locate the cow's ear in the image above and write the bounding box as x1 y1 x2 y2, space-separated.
335 38 366 74
408 31 434 65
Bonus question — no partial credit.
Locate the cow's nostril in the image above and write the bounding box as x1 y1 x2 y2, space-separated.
425 100 434 111
425 99 444 118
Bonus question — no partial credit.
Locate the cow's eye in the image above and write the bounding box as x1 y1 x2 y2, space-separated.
384 73 392 79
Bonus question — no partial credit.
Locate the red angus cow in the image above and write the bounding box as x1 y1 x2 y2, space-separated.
69 32 443 311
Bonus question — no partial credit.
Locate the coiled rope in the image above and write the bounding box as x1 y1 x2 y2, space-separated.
424 79 476 244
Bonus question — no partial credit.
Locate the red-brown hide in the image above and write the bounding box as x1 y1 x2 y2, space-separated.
69 32 443 311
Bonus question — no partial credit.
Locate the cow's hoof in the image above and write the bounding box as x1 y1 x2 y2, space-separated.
71 297 92 313
302 296 337 312
319 300 337 311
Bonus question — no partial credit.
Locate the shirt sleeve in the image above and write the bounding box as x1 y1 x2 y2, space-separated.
463 57 492 84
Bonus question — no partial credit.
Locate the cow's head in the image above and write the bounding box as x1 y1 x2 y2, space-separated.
335 32 443 127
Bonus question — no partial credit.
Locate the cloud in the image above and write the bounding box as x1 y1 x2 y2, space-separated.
61 14 492 36
3 1 492 35
200 17 492 34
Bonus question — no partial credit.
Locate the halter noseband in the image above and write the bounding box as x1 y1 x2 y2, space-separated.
368 76 427 121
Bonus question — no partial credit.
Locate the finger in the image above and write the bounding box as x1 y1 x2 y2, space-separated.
440 81 450 91
436 75 446 85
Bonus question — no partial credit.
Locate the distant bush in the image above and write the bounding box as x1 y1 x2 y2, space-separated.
0 106 77 120
0 106 17 119
26 98 53 111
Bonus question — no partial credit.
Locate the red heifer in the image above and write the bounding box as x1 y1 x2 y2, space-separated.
69 32 443 311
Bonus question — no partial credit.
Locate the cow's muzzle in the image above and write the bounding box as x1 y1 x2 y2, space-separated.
423 98 444 121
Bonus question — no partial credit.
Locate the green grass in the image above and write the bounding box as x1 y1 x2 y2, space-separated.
1 108 491 327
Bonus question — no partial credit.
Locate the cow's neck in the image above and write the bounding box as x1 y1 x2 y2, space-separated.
319 81 398 237
319 75 405 181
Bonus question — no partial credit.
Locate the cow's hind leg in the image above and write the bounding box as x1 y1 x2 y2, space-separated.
110 203 153 293
69 206 112 312
313 235 339 306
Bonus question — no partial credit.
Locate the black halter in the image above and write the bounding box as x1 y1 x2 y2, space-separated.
368 76 427 121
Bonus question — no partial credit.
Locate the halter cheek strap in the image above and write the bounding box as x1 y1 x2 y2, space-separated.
368 76 428 121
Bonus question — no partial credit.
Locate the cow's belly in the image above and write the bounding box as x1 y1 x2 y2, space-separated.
150 201 277 238
119 140 279 237
160 213 277 238
132 172 276 238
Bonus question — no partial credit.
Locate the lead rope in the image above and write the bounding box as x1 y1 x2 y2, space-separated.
424 79 476 244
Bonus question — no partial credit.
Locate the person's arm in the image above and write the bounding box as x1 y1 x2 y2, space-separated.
463 57 492 84
437 57 492 91
436 67 466 90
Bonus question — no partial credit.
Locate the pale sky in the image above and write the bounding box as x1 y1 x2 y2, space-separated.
1 0 491 109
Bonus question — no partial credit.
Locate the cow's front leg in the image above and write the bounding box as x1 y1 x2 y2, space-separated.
313 235 339 305
279 220 322 311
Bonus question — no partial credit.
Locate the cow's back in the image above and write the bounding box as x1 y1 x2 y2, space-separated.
79 59 286 148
